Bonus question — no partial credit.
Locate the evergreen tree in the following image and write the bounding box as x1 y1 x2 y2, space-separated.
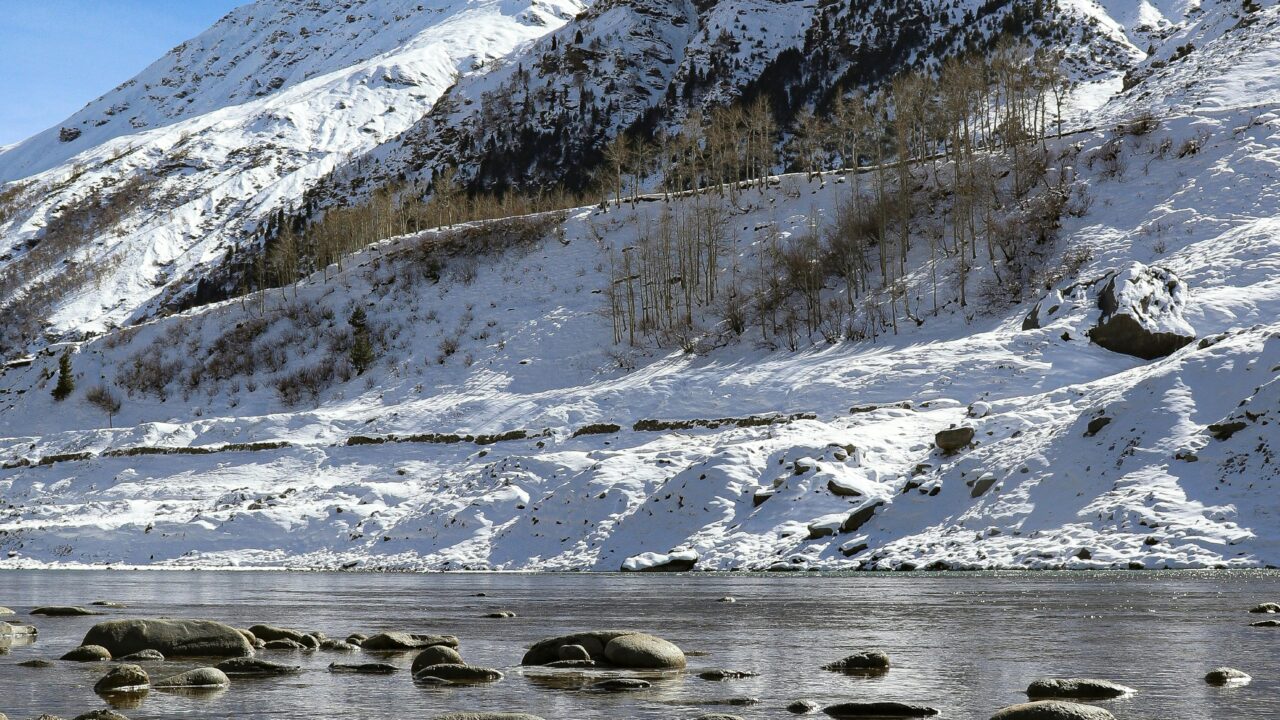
349 307 375 375
51 350 75 401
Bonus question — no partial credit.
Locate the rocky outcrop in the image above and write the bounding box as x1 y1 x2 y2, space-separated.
82 619 253 658
621 549 698 572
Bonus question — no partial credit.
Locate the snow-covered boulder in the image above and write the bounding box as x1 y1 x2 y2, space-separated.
620 548 698 572
1087 263 1195 360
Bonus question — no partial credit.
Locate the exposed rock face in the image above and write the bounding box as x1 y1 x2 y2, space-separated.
841 502 884 534
990 701 1115 720
82 619 253 658
1087 263 1195 360
1026 678 1134 700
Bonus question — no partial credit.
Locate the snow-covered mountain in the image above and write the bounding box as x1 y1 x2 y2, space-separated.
2 0 1279 571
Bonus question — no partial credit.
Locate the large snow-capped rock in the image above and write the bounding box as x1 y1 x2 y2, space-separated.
1090 263 1195 359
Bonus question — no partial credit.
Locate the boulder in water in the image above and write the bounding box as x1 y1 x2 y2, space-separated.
823 702 938 718
698 669 759 681
1249 602 1280 614
591 678 651 691
329 662 398 674
61 645 112 662
82 619 253 658
621 549 698 572
73 712 130 720
990 701 1115 720
93 665 150 694
788 700 821 714
823 649 890 672
320 638 361 652
412 645 465 673
1204 667 1251 686
32 606 101 617
263 638 307 650
557 644 590 662
19 659 56 668
216 658 301 676
153 668 230 688
1026 678 1134 700
248 624 310 644
603 632 687 669
413 663 503 683
361 632 458 651
432 715 545 720
117 649 165 662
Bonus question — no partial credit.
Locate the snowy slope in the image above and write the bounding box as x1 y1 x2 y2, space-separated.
2 0 1279 571
0 0 585 349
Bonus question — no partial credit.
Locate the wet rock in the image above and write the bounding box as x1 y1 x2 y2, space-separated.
91 601 128 609
361 632 458 651
698 669 759 681
93 665 150 694
0 607 12 615
412 645 465 673
73 711 130 720
603 632 686 669
153 668 230 688
1204 667 1251 686
1087 263 1194 360
590 678 651 691
485 611 518 619
432 715 545 720
215 658 301 676
263 638 307 650
823 649 890 672
117 649 165 662
1026 678 1134 699
19 659 55 668
32 606 101 617
413 663 503 683
1 620 38 637
346 633 367 646
1248 602 1280 614
990 701 1115 720
1251 619 1280 627
823 702 939 718
329 662 398 674
692 715 745 720
82 619 253 658
62 645 112 662
557 644 591 662
717 597 736 604
319 639 361 652
522 630 629 664
935 427 975 453
788 700 821 714
545 659 595 668
248 624 311 644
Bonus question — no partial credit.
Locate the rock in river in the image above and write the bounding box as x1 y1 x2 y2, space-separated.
248 625 311 644
1249 602 1280 614
361 632 459 651
82 619 253 658
591 678 651 691
1026 678 1134 700
73 711 129 720
1204 667 1251 685
788 700 821 714
93 665 150 694
153 668 230 688
698 669 759 681
61 645 112 662
32 607 101 617
823 649 890 672
523 630 685 669
19 659 56 668
412 645 465 673
433 715 545 720
823 702 939 718
117 649 165 662
216 658 302 676
330 662 398 674
413 663 504 683
990 701 1115 720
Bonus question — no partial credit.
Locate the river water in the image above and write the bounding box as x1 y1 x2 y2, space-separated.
1 570 1277 719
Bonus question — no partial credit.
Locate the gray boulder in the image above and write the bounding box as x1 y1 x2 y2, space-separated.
61 645 112 662
32 606 101 617
432 715 545 720
19 659 56 668
93 664 150 694
935 427 975 453
603 632 687 669
841 502 884 534
153 668 230 688
693 715 745 720
412 645 465 673
117 649 165 662
1026 678 1134 700
698 669 759 681
216 658 301 676
522 630 636 664
788 700 821 714
1204 667 1251 685
990 701 1115 720
0 621 37 637
73 712 129 720
320 638 361 652
413 663 503 683
263 638 307 650
591 678 651 691
557 644 591 662
823 703 938 718
1249 602 1280 614
0 607 13 615
1252 619 1280 627
1086 264 1194 360
329 662 398 674
248 624 310 644
361 632 458 651
823 649 890 672
82 619 253 658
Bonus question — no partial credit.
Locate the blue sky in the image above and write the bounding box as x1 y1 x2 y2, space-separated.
0 0 245 146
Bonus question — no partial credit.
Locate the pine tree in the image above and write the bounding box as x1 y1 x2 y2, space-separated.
51 350 75 401
349 307 375 375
